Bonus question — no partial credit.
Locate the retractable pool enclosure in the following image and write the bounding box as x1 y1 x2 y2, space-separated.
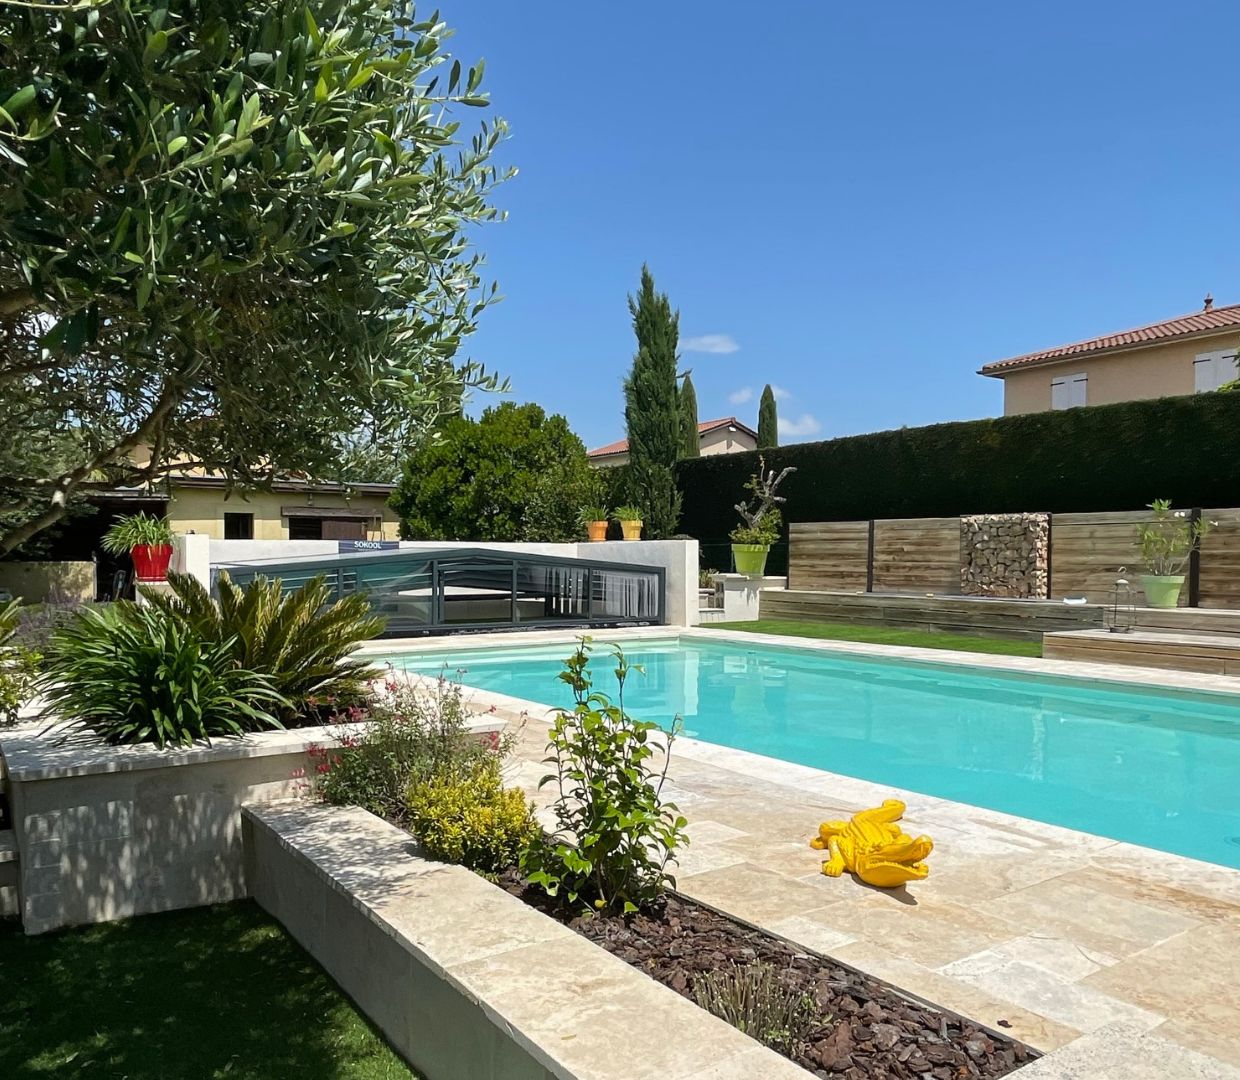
213 547 667 636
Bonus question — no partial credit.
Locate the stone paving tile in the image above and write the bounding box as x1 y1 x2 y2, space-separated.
1081 919 1240 1022
682 819 750 846
677 862 832 927
1059 863 1240 925
668 844 749 879
946 933 1120 982
976 875 1203 957
937 954 1163 1034
764 912 858 955
1157 1018 1240 1071
1016 1021 1240 1079
794 891 1024 970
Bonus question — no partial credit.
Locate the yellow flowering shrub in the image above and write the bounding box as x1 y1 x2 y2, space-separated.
406 761 537 877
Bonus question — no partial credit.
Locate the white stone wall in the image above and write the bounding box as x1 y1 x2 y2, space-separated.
1 715 507 935
960 513 1050 599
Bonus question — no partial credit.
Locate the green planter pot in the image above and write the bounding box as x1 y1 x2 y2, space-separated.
1141 574 1185 609
731 543 770 577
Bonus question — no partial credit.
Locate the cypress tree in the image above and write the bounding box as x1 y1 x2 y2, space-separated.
679 373 700 458
623 265 682 537
758 384 779 449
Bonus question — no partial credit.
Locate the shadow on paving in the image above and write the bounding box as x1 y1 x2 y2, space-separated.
0 901 416 1080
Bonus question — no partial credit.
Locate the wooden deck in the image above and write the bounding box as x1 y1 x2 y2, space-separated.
1044 628 1240 675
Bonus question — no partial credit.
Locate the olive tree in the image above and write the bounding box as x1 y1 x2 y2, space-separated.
0 0 509 554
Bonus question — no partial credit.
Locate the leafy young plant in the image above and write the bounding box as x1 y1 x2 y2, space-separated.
522 639 687 914
612 505 644 522
100 513 175 555
692 963 817 1055
316 676 503 827
578 505 610 526
140 572 384 723
43 605 287 748
406 758 537 878
1135 499 1214 576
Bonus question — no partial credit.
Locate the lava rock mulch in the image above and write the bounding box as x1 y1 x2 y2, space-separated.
501 877 1034 1079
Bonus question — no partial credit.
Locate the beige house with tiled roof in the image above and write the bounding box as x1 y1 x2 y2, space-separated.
587 416 758 467
980 296 1240 415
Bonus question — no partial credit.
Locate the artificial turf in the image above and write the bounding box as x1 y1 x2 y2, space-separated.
0 901 416 1080
713 618 1043 657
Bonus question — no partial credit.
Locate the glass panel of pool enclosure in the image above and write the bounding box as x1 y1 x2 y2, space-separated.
212 547 666 636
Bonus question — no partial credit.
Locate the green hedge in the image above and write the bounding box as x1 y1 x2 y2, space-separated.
676 392 1240 541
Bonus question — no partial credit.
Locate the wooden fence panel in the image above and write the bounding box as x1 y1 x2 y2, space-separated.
871 517 960 594
1048 510 1174 605
787 521 869 591
1198 508 1240 609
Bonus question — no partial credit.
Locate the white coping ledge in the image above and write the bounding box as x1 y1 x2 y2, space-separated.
244 801 810 1080
2 715 506 783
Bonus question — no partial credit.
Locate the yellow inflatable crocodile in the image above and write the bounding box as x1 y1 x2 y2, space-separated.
810 799 933 888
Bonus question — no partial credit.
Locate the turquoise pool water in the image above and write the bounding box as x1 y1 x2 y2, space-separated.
379 637 1240 869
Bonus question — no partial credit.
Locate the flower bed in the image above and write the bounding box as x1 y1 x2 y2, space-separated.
502 875 1031 1078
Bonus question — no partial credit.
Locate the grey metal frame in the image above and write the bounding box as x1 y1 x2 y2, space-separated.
213 545 667 636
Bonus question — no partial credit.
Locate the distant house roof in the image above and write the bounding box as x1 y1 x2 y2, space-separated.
979 300 1240 376
587 416 758 459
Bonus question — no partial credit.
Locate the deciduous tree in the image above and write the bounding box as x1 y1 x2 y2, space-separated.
0 0 509 554
391 402 598 542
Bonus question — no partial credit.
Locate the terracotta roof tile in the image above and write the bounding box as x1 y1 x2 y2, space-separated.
980 303 1240 375
587 416 757 458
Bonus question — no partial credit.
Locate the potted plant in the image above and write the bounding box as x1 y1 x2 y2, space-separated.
578 505 610 542
1134 499 1213 608
612 505 644 541
101 512 176 582
730 457 796 577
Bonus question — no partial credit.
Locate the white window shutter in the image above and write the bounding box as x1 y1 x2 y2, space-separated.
1051 373 1087 409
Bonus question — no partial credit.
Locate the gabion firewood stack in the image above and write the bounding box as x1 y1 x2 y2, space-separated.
960 513 1049 599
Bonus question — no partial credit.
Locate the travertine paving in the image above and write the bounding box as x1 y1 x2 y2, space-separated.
396 627 1240 1077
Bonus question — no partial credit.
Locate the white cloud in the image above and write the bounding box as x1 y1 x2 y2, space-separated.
769 384 792 401
780 413 822 439
682 333 740 355
728 386 754 405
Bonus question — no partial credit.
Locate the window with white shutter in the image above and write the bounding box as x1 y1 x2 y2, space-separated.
1050 372 1087 409
1194 350 1238 392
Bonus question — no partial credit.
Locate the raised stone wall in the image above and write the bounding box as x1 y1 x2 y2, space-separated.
960 513 1050 599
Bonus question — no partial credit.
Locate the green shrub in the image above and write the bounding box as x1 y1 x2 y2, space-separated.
315 677 502 826
141 572 384 723
43 605 287 747
521 638 687 914
692 963 817 1054
100 512 175 554
406 759 537 877
0 599 40 727
676 392 1240 539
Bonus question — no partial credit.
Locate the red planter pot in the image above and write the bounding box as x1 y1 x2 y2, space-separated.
131 543 174 582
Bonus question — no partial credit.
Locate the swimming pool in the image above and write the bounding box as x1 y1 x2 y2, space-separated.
378 636 1240 869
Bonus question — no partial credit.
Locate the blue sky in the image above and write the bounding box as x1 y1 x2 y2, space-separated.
445 1 1240 448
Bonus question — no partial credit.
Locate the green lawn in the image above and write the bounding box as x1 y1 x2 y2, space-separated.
0 902 415 1080
714 619 1043 657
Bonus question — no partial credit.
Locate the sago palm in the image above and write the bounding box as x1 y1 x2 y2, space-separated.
142 572 385 721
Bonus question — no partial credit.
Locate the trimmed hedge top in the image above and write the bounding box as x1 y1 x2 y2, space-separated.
676 392 1240 539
